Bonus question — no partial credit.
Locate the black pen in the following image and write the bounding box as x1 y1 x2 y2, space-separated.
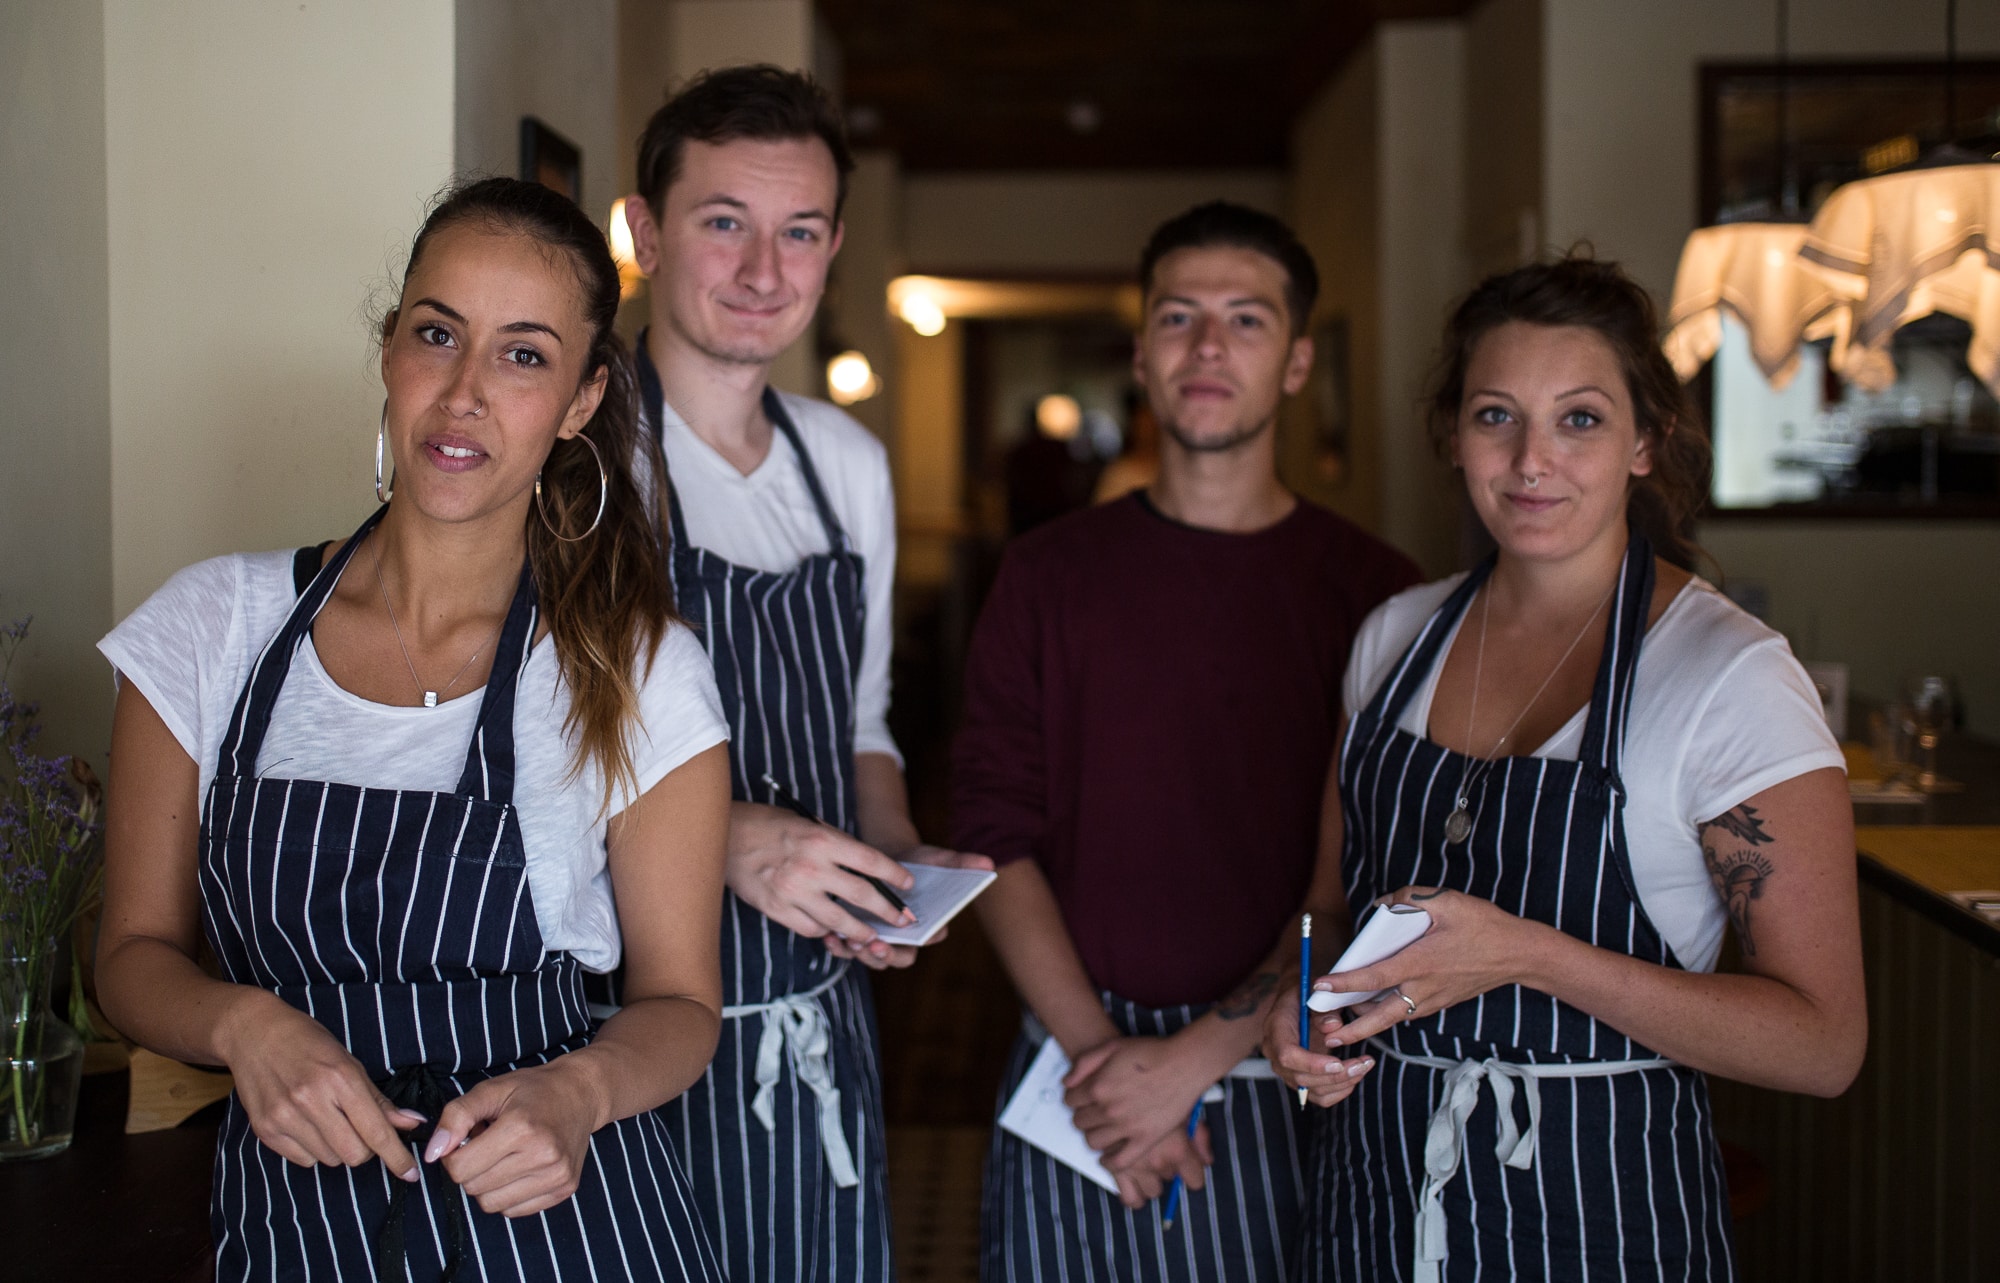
759 773 913 919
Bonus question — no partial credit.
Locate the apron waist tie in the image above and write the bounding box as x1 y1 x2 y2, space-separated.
375 1062 470 1283
721 960 859 1189
1368 1038 1676 1283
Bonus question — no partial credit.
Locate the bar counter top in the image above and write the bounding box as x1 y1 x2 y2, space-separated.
1851 733 2000 955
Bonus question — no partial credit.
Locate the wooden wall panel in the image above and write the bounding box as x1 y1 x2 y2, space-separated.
1709 879 1999 1282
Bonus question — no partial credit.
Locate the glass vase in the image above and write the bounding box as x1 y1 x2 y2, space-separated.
1 948 84 1160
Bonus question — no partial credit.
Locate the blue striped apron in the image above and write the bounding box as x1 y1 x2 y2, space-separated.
1303 535 1736 1283
637 348 894 1283
199 506 723 1282
982 996 1306 1283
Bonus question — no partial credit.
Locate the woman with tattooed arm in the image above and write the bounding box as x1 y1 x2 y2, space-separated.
1263 255 1863 1283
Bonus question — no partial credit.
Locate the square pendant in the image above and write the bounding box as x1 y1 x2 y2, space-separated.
423 691 438 708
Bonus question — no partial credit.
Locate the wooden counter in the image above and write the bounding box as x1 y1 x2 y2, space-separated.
1855 825 2000 954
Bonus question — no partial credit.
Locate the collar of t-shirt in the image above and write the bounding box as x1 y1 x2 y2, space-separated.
653 395 799 493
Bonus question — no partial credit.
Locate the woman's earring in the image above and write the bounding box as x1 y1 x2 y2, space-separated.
535 433 608 542
374 402 394 505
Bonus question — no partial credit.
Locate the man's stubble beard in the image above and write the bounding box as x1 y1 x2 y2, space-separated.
668 309 803 370
1159 410 1276 455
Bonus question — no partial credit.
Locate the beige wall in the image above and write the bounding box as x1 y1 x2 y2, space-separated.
456 0 621 227
903 170 1286 276
103 2 456 623
1286 25 1464 572
1700 522 2000 737
664 0 814 83
1287 42 1383 534
1376 23 1467 576
1462 0 1541 278
0 0 113 765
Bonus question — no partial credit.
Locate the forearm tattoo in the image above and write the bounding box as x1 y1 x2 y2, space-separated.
1215 969 1281 1020
1701 803 1776 957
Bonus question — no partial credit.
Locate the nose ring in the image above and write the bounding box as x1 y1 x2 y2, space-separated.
1523 474 1540 489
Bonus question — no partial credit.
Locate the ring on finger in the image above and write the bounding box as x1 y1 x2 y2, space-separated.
1393 985 1417 1017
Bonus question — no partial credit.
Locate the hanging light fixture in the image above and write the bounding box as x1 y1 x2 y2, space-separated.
1795 0 2000 397
1664 0 1844 390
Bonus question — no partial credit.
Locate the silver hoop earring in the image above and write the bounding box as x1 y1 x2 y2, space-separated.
375 402 393 504
535 433 608 542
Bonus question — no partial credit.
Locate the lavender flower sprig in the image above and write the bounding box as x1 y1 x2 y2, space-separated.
0 616 105 1147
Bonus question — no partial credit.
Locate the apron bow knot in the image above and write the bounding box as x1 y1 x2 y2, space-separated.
730 963 861 1189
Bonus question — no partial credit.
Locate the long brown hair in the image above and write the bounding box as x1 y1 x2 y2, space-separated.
395 176 679 806
1425 252 1712 572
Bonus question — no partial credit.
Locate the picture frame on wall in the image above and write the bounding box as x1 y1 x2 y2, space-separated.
520 116 582 204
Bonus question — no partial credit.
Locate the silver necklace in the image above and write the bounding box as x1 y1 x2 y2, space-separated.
368 533 498 708
1442 577 1618 845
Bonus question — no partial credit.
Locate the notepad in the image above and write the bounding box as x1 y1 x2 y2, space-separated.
1306 904 1432 1011
846 863 997 946
997 1039 1122 1193
997 1037 1230 1195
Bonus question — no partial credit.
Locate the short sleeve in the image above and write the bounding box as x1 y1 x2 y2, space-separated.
96 555 248 763
1680 638 1845 827
850 434 902 766
624 622 731 808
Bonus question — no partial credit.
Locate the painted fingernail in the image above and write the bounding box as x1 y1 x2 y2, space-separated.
423 1128 456 1163
396 1109 427 1125
1347 1059 1374 1077
400 1163 422 1183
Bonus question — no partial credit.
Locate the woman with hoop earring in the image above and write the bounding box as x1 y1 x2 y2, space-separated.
1263 255 1865 1281
96 177 731 1281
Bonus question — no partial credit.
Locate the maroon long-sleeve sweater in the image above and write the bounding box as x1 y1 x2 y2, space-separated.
950 492 1420 1008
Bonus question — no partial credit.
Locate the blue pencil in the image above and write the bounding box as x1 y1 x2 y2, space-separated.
1161 1099 1205 1230
1298 913 1313 1106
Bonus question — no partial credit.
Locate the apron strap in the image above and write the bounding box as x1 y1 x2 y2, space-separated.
1575 532 1656 776
635 332 855 560
291 542 332 597
216 506 388 780
213 505 537 807
1364 556 1494 732
762 386 851 556
451 560 538 805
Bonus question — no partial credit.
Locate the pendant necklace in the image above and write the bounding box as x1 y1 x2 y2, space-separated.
1443 575 1618 846
370 533 501 708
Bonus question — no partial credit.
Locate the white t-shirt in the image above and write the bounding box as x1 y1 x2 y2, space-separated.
649 389 902 766
97 550 730 973
1342 573 1844 974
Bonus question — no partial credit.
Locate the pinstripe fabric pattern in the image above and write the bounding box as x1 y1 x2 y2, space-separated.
639 348 894 1282
1302 536 1737 1282
981 995 1305 1283
199 509 723 1282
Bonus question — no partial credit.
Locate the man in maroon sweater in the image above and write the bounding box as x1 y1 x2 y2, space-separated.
954 202 1420 1282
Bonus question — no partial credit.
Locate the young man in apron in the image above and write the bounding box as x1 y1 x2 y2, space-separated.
622 65 988 1283
952 203 1421 1282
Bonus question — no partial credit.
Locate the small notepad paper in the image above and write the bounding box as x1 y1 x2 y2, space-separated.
1306 904 1432 1011
996 1039 1122 1193
847 864 997 946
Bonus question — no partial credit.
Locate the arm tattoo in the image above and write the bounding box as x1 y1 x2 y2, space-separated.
1701 803 1776 957
1215 969 1281 1020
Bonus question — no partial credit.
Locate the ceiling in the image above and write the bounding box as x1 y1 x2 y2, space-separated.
816 1 1480 172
